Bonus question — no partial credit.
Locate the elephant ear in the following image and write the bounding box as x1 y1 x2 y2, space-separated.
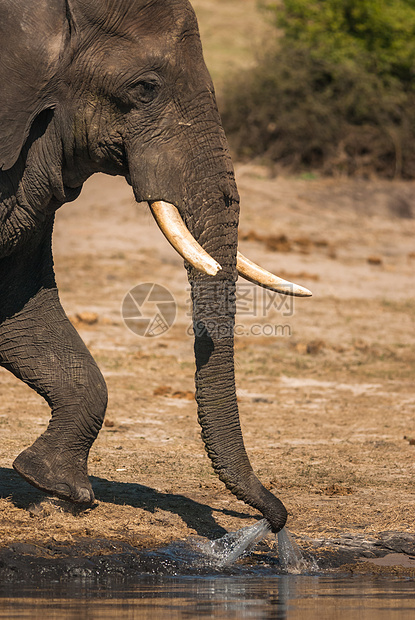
0 0 69 170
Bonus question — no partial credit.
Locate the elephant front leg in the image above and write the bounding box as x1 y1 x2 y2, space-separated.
0 287 108 504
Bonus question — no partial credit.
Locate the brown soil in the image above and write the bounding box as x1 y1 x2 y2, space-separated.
1 166 414 574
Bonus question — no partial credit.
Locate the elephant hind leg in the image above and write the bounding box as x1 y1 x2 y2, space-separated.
1 287 108 504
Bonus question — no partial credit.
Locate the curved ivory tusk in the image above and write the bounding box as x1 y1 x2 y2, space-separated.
149 201 312 295
149 201 222 276
237 252 312 297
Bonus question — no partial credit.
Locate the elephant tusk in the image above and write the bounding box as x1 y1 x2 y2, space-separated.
237 252 312 297
149 201 222 276
149 201 311 295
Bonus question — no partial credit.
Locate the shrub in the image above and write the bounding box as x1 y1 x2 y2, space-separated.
222 0 415 177
268 0 415 83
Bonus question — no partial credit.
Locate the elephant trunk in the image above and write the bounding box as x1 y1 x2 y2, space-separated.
191 276 287 533
185 184 287 533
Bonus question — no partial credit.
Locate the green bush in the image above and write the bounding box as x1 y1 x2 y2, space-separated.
268 0 415 83
222 0 415 177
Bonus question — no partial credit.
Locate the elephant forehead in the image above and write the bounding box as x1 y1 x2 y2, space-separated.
74 0 199 42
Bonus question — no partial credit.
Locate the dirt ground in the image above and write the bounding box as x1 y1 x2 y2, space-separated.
1 0 415 576
1 166 414 567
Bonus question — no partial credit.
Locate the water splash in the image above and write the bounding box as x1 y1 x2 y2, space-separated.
277 527 318 573
195 519 272 569
157 521 318 574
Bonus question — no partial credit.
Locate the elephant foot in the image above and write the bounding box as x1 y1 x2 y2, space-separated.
13 438 94 505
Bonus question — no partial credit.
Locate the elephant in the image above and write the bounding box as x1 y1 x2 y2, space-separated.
0 0 311 534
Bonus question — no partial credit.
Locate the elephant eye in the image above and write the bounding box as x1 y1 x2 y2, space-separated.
132 80 159 104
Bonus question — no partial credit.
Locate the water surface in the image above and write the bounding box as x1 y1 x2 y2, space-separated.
1 523 414 619
1 575 415 619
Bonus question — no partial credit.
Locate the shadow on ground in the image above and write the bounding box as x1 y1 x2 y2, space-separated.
0 467 253 539
91 475 257 538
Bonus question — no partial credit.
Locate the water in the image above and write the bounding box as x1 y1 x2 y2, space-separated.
195 518 272 568
277 527 318 574
189 521 315 573
133 521 311 574
1 523 414 618
1 576 415 619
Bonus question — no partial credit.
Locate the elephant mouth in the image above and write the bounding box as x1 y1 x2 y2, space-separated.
149 200 312 297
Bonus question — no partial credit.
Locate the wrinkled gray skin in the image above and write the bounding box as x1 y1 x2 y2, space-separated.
0 0 287 533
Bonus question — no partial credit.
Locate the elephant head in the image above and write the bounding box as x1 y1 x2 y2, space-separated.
0 0 310 533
